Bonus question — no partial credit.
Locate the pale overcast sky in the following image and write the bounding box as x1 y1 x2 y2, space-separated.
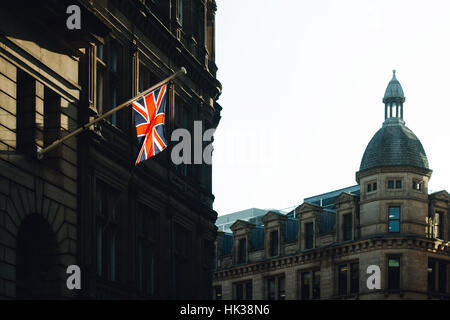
212 0 450 216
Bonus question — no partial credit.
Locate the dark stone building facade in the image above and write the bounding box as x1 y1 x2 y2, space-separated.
0 0 221 299
213 72 450 300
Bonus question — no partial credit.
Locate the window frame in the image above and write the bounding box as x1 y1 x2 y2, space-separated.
336 261 359 297
388 206 401 233
304 222 314 250
298 268 320 300
387 256 401 291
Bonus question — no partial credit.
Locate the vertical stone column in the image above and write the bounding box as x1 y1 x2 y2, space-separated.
285 268 297 299
253 274 264 299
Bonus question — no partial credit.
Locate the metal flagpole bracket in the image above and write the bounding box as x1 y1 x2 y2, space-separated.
37 67 187 160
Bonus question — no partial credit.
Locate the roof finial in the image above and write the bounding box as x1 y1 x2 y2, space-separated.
392 69 396 79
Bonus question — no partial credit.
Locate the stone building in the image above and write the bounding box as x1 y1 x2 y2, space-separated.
0 0 221 299
212 71 450 300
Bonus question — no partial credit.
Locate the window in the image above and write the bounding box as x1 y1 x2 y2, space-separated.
267 278 275 300
139 63 151 93
95 41 123 127
367 181 377 193
172 224 191 299
428 259 448 294
350 263 359 294
17 70 37 156
266 275 285 300
387 257 400 290
96 180 120 281
278 276 286 300
301 271 311 299
387 180 394 189
343 213 352 241
237 238 246 264
269 230 279 257
338 265 348 296
137 204 158 296
412 180 423 191
313 270 321 299
388 207 400 233
43 87 61 149
214 286 222 300
388 179 402 189
434 212 443 239
299 269 320 300
337 262 359 296
304 222 314 249
235 283 243 300
177 0 183 25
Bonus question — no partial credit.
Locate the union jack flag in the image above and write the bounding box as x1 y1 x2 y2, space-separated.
132 84 168 165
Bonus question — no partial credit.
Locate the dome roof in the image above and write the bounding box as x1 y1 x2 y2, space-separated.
383 70 405 103
359 123 429 172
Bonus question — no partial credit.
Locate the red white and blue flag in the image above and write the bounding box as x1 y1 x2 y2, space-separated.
132 84 168 165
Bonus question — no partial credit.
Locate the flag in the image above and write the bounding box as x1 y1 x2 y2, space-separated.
132 84 168 165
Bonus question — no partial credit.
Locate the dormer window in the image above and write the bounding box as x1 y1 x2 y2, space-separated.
304 222 314 249
237 238 246 264
269 230 279 257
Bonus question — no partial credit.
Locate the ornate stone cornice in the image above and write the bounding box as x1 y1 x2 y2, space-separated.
213 236 450 281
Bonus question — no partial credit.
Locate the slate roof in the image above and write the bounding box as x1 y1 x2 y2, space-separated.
360 123 429 172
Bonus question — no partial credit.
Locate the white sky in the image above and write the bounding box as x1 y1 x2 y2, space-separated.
212 0 450 216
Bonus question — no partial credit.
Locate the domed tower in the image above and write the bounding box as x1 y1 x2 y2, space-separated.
356 70 432 238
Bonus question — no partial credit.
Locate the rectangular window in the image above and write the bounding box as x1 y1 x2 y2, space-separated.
278 276 286 300
387 180 394 189
43 87 61 149
438 261 447 294
235 283 243 300
301 271 311 299
138 205 158 296
17 70 37 156
313 269 320 299
96 181 120 281
350 263 359 294
367 183 372 192
388 207 400 233
245 281 253 300
266 275 284 300
96 41 124 128
388 257 400 290
412 180 422 191
395 180 402 189
237 238 246 264
343 213 352 241
373 182 377 191
269 230 278 256
338 264 348 296
172 224 191 299
214 286 222 300
177 0 183 24
434 212 443 239
304 222 314 249
300 269 320 300
267 278 275 300
428 259 448 294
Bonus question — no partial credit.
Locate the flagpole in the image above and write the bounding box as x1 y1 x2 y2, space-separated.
37 67 187 159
